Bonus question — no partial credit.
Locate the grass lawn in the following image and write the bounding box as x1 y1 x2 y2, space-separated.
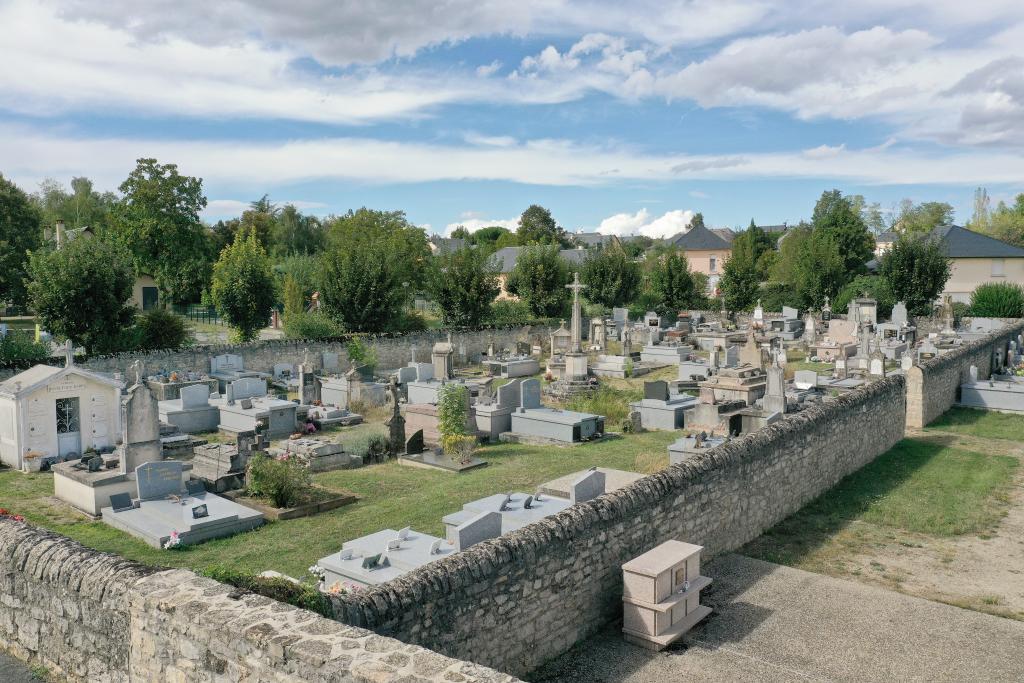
925 406 1024 442
0 430 677 580
743 437 1018 568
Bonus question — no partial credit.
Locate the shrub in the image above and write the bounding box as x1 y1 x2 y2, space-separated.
342 429 390 463
132 308 194 350
200 566 331 617
834 275 895 319
567 386 640 426
488 299 534 324
970 282 1024 318
247 453 311 508
0 332 50 367
284 311 344 340
346 337 377 370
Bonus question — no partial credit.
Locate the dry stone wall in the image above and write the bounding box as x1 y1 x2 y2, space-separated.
0 520 519 683
331 375 908 676
905 320 1024 428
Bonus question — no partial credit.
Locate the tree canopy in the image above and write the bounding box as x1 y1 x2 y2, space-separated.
211 228 276 342
26 236 136 353
516 205 566 246
878 233 951 315
893 200 954 235
648 250 701 315
505 245 570 317
580 246 641 308
720 220 772 311
424 247 500 327
0 174 43 308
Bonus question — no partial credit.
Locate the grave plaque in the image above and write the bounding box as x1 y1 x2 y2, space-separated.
109 492 134 513
454 510 502 551
186 479 206 495
191 504 209 519
136 461 184 501
644 380 670 402
520 378 542 410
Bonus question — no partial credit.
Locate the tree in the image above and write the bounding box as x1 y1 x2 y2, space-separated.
31 176 117 233
648 251 700 315
324 208 430 291
211 228 276 342
720 220 771 311
969 187 991 232
849 194 886 234
834 275 895 319
111 158 211 304
26 237 135 353
424 247 500 327
689 212 705 230
878 234 951 315
131 308 194 350
790 229 846 309
811 189 875 276
516 205 566 246
0 174 43 308
893 199 955 235
579 246 641 308
449 226 472 240
272 204 324 257
282 274 304 324
979 194 1024 247
505 245 570 317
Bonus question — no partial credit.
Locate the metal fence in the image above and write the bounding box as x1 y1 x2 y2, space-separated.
172 304 225 326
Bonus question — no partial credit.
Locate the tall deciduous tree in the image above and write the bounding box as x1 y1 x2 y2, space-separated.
720 220 771 311
878 234 951 315
32 176 117 232
811 189 875 276
505 245 570 317
649 250 700 315
0 174 43 308
211 228 276 342
893 199 955 235
26 237 135 353
516 205 566 246
425 247 500 327
111 158 211 304
580 246 641 308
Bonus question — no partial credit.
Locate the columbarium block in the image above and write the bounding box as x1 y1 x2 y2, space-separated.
622 540 711 651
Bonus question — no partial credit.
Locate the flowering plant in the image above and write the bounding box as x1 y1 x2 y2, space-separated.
308 565 326 582
163 530 182 549
0 508 25 522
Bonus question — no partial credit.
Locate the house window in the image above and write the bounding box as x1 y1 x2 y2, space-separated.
709 256 717 273
991 259 1005 277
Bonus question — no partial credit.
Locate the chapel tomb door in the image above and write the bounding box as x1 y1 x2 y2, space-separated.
56 397 81 459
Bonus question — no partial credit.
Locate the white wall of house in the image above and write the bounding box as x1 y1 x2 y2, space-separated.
943 257 1024 302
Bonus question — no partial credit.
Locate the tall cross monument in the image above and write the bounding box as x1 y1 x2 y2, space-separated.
566 272 587 354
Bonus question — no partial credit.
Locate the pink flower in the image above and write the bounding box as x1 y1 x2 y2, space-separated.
12 515 24 522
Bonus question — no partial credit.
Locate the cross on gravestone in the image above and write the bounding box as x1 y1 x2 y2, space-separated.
519 378 541 410
644 380 670 402
566 272 587 354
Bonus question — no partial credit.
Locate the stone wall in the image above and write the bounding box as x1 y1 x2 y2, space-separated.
0 325 552 382
905 320 1024 428
0 520 519 683
331 375 908 676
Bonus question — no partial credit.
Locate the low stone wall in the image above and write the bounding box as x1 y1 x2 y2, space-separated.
0 325 553 382
331 375 908 676
905 320 1024 428
0 520 519 683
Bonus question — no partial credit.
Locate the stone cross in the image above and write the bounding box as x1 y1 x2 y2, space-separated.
63 339 74 367
130 360 143 385
566 272 587 354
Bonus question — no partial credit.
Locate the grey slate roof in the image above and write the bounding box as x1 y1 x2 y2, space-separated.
666 224 733 251
491 246 589 273
931 225 1024 258
429 236 467 253
876 230 898 243
711 228 736 243
570 232 615 248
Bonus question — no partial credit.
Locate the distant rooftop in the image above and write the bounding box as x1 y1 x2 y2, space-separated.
490 246 588 273
930 224 1024 258
665 224 733 251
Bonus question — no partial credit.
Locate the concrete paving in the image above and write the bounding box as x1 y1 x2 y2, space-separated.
0 650 39 683
532 554 1024 682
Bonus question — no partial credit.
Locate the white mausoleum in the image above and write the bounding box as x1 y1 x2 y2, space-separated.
0 350 122 471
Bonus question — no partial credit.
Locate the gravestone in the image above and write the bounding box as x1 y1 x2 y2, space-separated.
969 365 979 382
109 492 134 513
136 461 184 501
644 380 670 402
869 355 886 377
414 363 434 382
891 301 908 327
793 370 818 390
901 354 914 371
211 354 244 374
516 341 531 356
273 363 293 379
570 469 606 504
763 365 786 414
180 383 211 409
432 334 455 380
613 307 629 324
453 510 502 551
385 379 405 456
520 378 542 410
782 306 799 320
405 429 425 455
298 359 317 405
322 352 340 372
497 379 522 408
231 377 267 401
396 366 417 385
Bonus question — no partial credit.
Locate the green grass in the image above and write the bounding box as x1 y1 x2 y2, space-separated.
744 438 1018 567
926 406 1024 442
0 430 676 580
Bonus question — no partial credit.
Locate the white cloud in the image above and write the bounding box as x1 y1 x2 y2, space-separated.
3 126 1024 194
444 217 519 236
803 144 847 159
689 190 709 199
476 60 503 77
463 132 519 147
596 208 695 239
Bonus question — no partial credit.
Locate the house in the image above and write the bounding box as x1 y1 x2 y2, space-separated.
0 348 122 471
875 230 898 256
664 224 733 294
50 221 160 310
490 246 589 300
427 235 467 254
930 225 1024 303
569 232 620 249
710 228 735 243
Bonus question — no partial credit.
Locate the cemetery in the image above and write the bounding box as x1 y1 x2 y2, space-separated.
2 309 1024 683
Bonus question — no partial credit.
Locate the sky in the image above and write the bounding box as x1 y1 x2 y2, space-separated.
2 0 1024 238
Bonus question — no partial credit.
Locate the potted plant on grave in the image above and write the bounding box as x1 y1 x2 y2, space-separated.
437 384 476 465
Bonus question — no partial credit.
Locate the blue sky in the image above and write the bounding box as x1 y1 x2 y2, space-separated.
2 0 1023 237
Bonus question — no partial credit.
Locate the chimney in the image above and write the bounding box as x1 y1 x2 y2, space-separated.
55 220 65 248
